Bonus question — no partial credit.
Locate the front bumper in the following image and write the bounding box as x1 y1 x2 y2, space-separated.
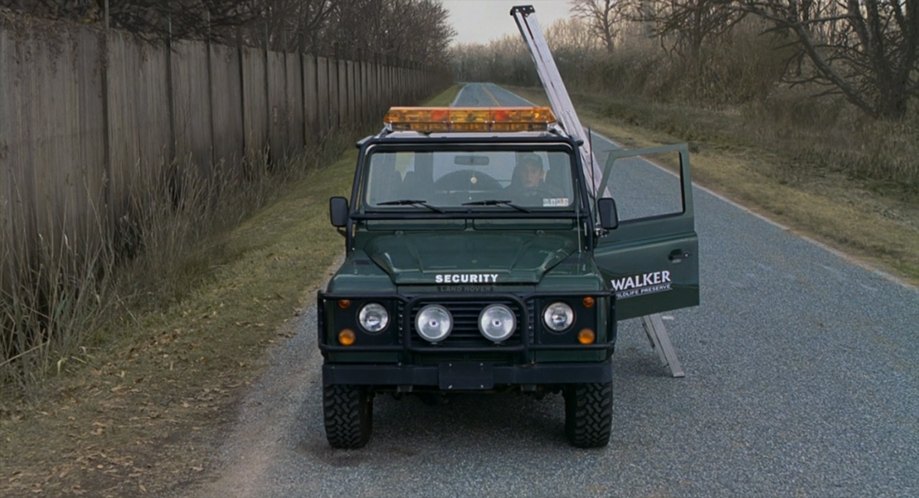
323 361 612 389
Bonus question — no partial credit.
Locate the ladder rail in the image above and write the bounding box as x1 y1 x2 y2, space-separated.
511 5 684 378
511 6 605 197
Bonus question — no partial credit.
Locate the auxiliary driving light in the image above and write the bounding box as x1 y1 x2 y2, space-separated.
358 303 389 333
478 304 516 343
416 304 453 343
543 302 574 332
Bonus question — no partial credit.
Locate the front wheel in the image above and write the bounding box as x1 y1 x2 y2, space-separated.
323 384 373 449
564 382 613 448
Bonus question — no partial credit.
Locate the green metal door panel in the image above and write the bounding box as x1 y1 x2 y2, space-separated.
593 144 700 320
594 231 698 319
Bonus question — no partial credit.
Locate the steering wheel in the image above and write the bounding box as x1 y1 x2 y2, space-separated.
433 170 501 191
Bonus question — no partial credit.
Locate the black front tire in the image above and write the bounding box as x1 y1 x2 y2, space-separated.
323 384 373 449
564 382 613 448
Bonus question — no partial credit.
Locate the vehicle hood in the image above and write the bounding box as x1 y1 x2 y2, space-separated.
364 231 578 285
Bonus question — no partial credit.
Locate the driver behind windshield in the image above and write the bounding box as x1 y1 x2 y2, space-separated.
507 153 545 192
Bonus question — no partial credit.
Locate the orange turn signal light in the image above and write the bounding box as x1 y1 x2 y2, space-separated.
577 328 596 345
337 299 351 310
338 329 356 346
582 296 595 309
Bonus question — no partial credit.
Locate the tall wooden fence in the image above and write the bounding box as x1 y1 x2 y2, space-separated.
0 17 446 263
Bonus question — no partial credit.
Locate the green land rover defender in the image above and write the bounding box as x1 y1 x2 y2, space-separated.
318 106 699 448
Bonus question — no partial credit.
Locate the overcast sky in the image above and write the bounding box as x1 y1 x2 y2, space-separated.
442 0 573 45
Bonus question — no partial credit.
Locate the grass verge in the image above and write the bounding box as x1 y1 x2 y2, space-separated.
0 153 353 496
0 84 461 496
511 87 918 286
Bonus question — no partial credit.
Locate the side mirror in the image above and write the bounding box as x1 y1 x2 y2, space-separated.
329 197 349 227
597 197 618 230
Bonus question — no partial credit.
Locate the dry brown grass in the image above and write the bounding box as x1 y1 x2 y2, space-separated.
0 148 356 495
587 89 919 191
0 131 355 393
0 84 460 496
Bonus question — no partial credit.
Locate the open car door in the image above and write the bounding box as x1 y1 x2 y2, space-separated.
593 144 699 320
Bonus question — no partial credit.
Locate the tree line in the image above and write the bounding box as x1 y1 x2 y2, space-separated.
453 0 917 120
0 0 456 65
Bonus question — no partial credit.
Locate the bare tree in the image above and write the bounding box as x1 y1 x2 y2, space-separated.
570 0 624 51
547 17 605 88
646 1 745 65
301 0 454 64
743 0 919 119
397 0 456 65
1 0 264 41
450 33 535 86
548 17 603 54
260 0 332 52
2 0 455 65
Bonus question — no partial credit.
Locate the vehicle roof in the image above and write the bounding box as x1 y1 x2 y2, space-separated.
360 127 580 147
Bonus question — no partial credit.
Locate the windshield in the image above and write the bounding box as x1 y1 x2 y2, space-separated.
362 149 576 210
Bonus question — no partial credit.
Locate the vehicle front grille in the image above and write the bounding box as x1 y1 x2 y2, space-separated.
406 298 528 349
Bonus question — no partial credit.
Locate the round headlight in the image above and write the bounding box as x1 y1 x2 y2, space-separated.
415 304 453 343
358 303 389 333
479 304 516 343
543 302 574 332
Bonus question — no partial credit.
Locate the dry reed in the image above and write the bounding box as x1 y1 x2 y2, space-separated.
0 129 355 394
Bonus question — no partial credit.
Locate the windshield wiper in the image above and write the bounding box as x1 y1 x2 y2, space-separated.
376 199 443 213
461 199 529 213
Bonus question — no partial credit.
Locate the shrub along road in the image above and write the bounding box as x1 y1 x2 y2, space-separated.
188 83 918 496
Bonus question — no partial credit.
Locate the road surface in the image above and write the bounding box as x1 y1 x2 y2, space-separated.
188 83 918 497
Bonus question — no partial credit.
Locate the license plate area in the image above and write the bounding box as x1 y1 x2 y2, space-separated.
438 362 494 390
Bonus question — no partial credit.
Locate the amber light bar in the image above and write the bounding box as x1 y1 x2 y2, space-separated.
384 106 557 132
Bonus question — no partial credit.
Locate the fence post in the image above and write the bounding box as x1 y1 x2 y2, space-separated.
314 53 321 139
359 51 366 125
333 55 339 130
372 52 378 118
100 6 114 234
355 50 362 125
206 12 215 167
343 55 348 128
358 55 362 125
300 35 308 148
347 53 354 127
236 27 247 159
264 21 271 162
166 18 176 162
281 29 289 159
329 53 336 130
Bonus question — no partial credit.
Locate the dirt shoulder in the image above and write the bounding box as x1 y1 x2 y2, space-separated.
511 87 918 287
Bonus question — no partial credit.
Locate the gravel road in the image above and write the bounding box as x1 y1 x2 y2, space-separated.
188 83 918 497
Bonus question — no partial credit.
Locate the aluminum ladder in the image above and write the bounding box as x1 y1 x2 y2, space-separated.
511 5 684 378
